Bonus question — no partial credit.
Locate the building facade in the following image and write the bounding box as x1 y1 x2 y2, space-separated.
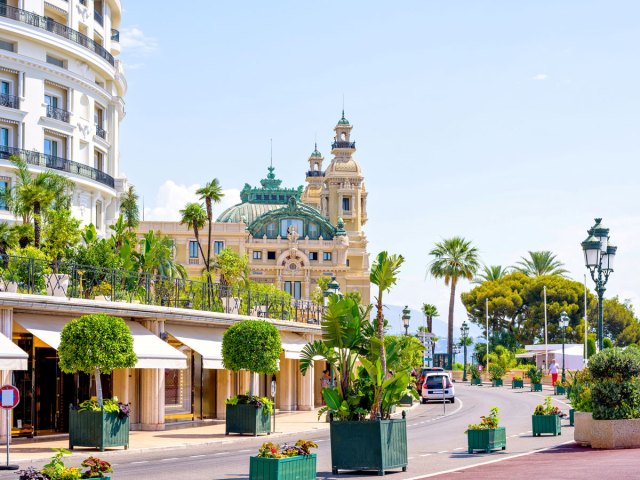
0 0 126 236
139 113 371 303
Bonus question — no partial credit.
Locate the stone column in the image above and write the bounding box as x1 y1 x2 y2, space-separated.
276 357 295 411
314 360 325 407
139 320 165 431
297 359 314 411
0 309 12 445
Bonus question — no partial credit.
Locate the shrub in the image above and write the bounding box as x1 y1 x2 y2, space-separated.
568 369 592 412
222 320 281 374
467 407 500 431
589 347 640 381
489 364 505 381
526 367 543 384
469 364 481 380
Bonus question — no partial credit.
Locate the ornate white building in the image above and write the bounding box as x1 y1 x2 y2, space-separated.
0 0 126 235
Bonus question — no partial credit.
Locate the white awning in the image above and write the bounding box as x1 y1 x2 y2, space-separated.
515 352 536 358
0 332 28 370
166 324 225 369
280 331 308 359
14 314 187 370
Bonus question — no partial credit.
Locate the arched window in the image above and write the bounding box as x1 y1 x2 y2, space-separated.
340 132 346 141
280 218 303 237
308 223 319 240
266 222 277 238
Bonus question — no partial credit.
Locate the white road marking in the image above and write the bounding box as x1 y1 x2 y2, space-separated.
454 447 464 451
189 454 206 458
437 450 448 454
420 454 432 457
159 458 177 462
131 461 149 464
237 449 251 453
408 457 415 460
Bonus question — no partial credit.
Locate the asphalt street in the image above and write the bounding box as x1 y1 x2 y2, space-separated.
1 384 573 479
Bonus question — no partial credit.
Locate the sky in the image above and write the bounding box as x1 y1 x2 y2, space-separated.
116 1 640 335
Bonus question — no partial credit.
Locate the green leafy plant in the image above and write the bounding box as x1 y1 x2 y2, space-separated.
467 407 500 431
58 314 137 406
257 439 318 458
526 366 543 384
7 246 51 292
533 396 563 416
568 369 592 413
512 375 523 381
42 448 80 480
78 398 130 418
589 347 640 420
469 364 481 380
225 394 274 415
489 364 506 381
80 456 113 478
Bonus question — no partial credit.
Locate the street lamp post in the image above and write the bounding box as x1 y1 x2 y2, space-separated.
402 306 411 336
559 311 569 383
581 218 616 351
460 321 470 381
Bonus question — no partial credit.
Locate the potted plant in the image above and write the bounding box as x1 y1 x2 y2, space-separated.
511 375 524 389
58 314 137 451
17 449 113 480
249 440 317 480
489 364 505 387
554 379 569 396
527 366 543 392
466 407 506 453
469 364 482 385
568 369 593 444
80 455 113 479
222 319 282 435
532 396 563 436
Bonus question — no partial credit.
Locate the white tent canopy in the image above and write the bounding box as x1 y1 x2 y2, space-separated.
14 314 187 369
166 324 225 369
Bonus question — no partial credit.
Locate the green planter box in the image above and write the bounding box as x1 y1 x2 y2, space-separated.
68 407 129 451
467 427 507 454
226 404 271 436
511 379 524 389
249 454 316 480
531 383 543 392
566 386 572 398
491 379 503 387
569 409 574 427
554 385 566 395
532 414 562 436
329 416 407 475
399 394 414 406
471 378 482 385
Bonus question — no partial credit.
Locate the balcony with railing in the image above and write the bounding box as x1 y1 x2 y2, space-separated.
331 141 356 149
46 105 70 123
0 5 115 66
95 124 106 139
0 93 19 110
306 170 324 177
0 146 115 188
111 29 119 42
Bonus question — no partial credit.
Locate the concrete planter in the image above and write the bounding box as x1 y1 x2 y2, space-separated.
573 412 593 447
45 273 69 297
591 418 640 449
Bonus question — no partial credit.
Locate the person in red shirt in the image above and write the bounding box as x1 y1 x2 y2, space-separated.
549 359 560 386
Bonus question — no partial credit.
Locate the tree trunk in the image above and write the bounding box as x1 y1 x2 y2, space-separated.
427 315 433 333
193 227 207 270
447 278 457 368
33 202 41 248
376 293 385 417
94 367 103 407
249 371 255 397
205 199 212 271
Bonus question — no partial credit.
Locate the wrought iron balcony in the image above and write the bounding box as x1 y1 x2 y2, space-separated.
0 93 19 110
95 124 106 139
94 10 103 26
111 28 119 42
331 141 356 149
0 5 115 66
306 171 324 177
0 146 115 188
46 105 70 123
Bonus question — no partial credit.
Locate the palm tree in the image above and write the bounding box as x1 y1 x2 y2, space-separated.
196 179 224 271
370 251 405 415
473 265 510 284
179 202 207 267
119 185 140 231
0 222 16 256
8 157 72 248
428 237 480 367
421 303 439 333
513 251 568 277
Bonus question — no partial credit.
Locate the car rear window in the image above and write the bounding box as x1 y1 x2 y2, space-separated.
426 376 448 387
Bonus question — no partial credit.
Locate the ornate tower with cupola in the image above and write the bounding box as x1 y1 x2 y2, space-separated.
301 143 324 210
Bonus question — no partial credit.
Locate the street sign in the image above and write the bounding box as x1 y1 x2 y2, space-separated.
0 385 19 410
423 357 432 362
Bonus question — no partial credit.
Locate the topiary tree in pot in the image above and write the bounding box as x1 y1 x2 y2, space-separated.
58 313 137 450
222 319 282 435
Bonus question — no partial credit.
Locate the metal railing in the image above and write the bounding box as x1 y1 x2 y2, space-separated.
111 29 119 42
306 171 324 177
0 255 324 324
46 105 70 123
0 93 19 110
95 124 106 139
0 5 115 66
0 146 115 188
332 141 356 149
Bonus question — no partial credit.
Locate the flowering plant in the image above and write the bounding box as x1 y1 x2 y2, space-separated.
467 407 500 431
225 394 273 415
257 440 318 458
533 396 564 416
80 456 113 478
512 375 523 381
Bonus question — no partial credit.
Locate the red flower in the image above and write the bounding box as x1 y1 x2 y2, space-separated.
271 447 277 454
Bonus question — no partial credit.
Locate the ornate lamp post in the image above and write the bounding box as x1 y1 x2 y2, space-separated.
402 306 411 336
559 311 569 383
581 218 616 351
460 321 470 381
323 276 342 306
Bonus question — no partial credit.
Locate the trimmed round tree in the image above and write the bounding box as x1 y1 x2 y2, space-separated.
59 314 137 405
222 320 282 395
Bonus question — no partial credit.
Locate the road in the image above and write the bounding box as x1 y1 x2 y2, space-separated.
1 384 573 479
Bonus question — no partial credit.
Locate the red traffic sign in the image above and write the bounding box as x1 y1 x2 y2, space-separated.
0 385 19 409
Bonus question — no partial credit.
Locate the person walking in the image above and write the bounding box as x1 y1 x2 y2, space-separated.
549 359 560 387
320 370 331 404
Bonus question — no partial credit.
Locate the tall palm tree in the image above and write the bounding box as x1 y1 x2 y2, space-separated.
473 265 510 284
196 179 224 271
0 222 16 256
421 303 439 333
513 251 568 277
8 157 72 248
370 251 405 415
179 202 207 267
119 185 140 231
428 237 480 367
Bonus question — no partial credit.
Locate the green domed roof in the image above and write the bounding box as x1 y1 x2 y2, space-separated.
311 142 322 157
217 202 284 224
338 110 350 125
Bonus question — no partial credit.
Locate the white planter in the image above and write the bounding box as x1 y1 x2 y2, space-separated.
591 417 640 449
0 282 18 293
574 412 593 446
45 273 69 297
222 296 241 315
